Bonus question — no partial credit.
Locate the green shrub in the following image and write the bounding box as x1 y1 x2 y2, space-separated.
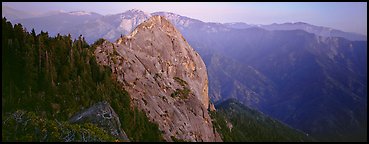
171 77 191 99
171 88 190 99
2 110 116 142
173 77 188 87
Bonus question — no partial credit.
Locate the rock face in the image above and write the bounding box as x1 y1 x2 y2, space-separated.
69 101 130 142
95 15 221 142
209 102 216 112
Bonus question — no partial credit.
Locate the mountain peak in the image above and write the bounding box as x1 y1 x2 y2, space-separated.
123 9 150 16
144 15 164 23
122 15 178 40
141 15 172 28
293 22 309 25
119 9 151 20
95 15 220 141
153 11 179 16
126 9 144 13
116 15 210 108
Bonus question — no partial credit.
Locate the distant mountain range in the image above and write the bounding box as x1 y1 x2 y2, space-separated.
2 7 367 142
226 22 366 41
3 7 366 43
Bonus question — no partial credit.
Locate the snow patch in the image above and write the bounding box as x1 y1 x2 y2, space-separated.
68 11 91 16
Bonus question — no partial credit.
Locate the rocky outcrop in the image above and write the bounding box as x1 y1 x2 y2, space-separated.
69 101 130 142
95 15 221 142
209 102 216 112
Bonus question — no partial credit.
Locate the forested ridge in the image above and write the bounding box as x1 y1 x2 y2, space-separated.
210 99 315 142
2 17 164 142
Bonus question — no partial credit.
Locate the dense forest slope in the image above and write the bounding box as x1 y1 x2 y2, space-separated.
210 99 315 142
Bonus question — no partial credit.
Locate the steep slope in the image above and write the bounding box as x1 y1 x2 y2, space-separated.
201 50 277 110
183 26 367 141
94 15 221 142
217 30 366 141
210 99 315 142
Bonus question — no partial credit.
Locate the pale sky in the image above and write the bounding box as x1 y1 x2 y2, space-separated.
2 2 367 35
